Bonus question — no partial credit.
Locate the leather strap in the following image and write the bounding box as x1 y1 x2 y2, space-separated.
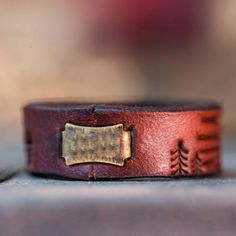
24 102 222 180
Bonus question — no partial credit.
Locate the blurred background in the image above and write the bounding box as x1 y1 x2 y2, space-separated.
0 0 236 165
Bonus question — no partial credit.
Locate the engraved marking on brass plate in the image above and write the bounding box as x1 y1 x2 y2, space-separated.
62 123 131 166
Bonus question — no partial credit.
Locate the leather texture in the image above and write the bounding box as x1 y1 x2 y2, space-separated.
24 102 222 180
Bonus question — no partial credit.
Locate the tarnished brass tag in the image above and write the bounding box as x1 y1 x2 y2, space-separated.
62 123 131 166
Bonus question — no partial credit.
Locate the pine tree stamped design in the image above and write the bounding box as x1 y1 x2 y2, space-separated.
191 152 203 174
170 141 190 176
191 151 219 175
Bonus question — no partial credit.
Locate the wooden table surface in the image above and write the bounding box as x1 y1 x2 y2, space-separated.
0 133 236 236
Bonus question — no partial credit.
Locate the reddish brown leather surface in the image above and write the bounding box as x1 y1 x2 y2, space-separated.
24 102 222 180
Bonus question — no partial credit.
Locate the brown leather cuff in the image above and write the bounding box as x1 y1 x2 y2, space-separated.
24 101 222 180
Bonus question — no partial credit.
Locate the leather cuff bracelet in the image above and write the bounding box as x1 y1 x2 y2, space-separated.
23 101 222 180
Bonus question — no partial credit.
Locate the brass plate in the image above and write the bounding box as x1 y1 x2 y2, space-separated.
62 123 131 166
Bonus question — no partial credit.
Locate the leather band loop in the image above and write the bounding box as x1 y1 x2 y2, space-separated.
24 101 222 180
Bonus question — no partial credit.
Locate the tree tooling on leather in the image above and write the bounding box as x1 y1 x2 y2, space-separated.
170 114 220 176
24 102 221 180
